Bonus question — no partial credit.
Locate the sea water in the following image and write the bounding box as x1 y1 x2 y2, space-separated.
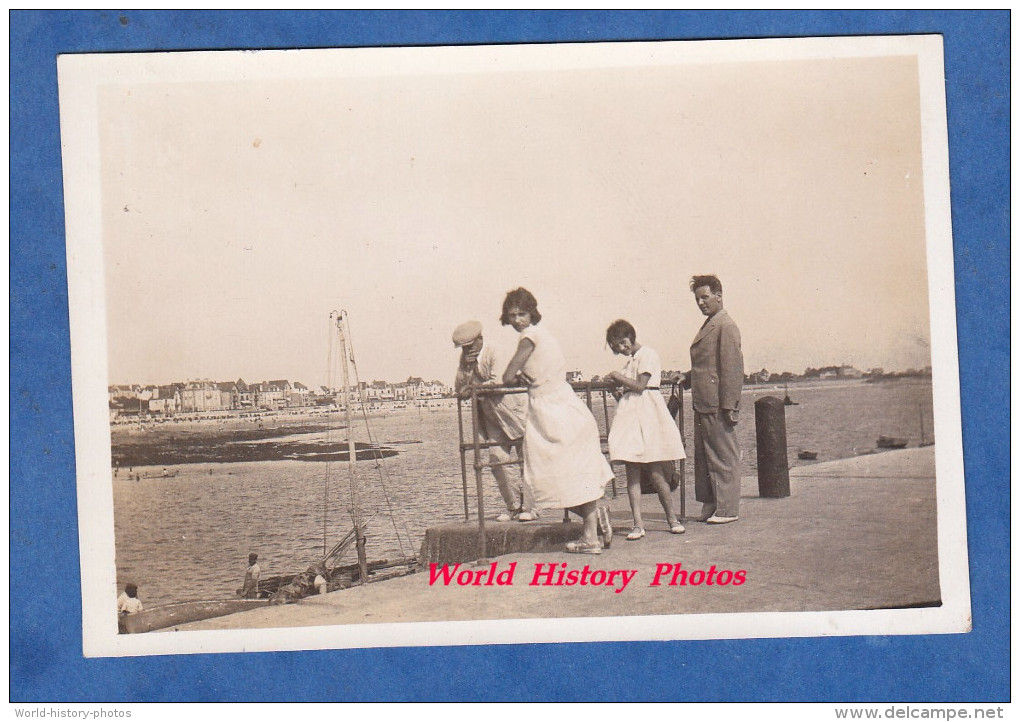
112 380 933 607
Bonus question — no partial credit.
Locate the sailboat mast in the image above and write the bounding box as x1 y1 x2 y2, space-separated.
336 311 370 585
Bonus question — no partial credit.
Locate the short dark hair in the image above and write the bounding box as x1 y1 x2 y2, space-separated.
690 275 722 294
125 583 138 598
500 287 542 326
606 319 636 347
248 553 258 564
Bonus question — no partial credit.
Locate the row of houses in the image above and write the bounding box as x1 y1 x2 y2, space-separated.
355 377 449 403
108 376 452 415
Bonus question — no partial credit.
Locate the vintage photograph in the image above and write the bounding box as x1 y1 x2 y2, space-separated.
58 35 969 658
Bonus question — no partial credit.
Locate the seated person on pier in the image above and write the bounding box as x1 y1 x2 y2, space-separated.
452 320 538 522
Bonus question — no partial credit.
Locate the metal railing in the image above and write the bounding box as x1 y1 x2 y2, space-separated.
455 380 687 558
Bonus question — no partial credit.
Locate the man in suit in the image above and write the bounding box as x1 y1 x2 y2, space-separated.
686 275 744 524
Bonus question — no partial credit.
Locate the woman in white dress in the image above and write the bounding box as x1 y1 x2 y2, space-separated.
605 319 686 540
500 288 614 554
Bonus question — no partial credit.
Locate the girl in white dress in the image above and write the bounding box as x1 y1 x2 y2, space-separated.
605 319 686 540
501 288 614 554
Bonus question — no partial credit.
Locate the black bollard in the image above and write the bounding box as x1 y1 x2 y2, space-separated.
755 396 790 498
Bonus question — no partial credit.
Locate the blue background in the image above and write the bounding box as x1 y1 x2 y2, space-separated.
10 11 1008 702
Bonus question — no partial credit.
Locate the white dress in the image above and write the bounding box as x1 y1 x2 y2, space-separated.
608 346 686 463
517 324 613 509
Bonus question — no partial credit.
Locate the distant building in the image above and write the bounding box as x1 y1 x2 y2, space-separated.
108 384 139 401
365 380 394 402
109 396 142 419
256 380 292 409
235 379 254 408
839 364 863 379
421 380 449 398
181 379 229 412
289 381 310 407
148 385 181 415
216 381 238 409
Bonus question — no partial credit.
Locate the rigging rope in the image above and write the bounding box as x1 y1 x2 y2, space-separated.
342 316 412 560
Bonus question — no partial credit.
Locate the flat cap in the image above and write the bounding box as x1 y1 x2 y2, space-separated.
452 320 482 347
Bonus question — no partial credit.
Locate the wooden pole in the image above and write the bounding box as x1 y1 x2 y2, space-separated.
755 395 791 498
336 313 370 584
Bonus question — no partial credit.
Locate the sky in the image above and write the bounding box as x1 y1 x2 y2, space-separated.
96 44 934 389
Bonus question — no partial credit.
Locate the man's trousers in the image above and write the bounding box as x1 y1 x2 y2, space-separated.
693 410 741 517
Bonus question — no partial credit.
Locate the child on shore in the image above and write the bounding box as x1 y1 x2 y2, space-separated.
239 553 261 599
605 320 686 540
117 583 143 615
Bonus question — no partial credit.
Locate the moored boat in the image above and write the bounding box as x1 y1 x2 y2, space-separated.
119 599 268 634
876 435 908 449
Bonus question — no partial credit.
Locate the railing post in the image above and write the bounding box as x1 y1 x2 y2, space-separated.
469 387 487 559
672 381 686 520
600 386 618 499
456 397 469 521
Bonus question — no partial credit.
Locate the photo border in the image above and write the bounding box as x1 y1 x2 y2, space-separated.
60 34 966 660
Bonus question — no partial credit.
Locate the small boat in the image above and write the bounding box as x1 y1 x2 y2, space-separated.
782 384 798 406
876 436 908 449
140 469 179 479
259 555 418 603
119 599 268 634
797 450 818 461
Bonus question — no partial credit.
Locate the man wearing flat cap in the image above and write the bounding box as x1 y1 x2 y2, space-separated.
453 320 536 521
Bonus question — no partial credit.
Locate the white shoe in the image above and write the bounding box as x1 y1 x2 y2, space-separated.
495 511 513 522
515 511 537 522
706 515 738 524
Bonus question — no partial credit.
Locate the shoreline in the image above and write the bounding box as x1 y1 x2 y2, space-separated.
109 377 930 430
110 399 458 429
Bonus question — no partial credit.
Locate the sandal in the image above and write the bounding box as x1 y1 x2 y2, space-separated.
626 527 646 541
669 521 686 534
565 539 603 555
